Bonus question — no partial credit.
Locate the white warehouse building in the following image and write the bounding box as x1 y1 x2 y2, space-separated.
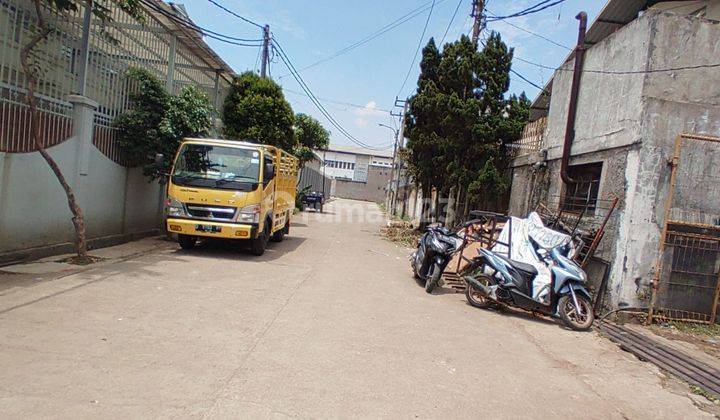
315 145 393 183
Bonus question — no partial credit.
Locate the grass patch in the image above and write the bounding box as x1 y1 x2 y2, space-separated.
690 385 720 404
55 255 105 266
668 321 720 337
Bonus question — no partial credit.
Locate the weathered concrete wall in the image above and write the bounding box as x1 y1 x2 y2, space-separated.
509 12 720 309
0 98 163 258
608 13 720 308
333 166 391 203
542 14 650 158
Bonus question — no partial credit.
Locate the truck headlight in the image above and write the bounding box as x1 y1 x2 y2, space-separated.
165 197 186 217
238 204 260 224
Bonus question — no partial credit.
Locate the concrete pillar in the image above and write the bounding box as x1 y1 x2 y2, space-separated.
76 0 93 96
68 95 97 193
0 152 7 243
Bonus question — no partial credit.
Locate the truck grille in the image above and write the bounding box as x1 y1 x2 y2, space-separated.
186 205 236 221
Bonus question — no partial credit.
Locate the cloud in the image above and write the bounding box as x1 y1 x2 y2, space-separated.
354 101 385 117
354 117 368 127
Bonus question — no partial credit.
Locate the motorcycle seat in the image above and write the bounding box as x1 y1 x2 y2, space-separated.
497 255 538 276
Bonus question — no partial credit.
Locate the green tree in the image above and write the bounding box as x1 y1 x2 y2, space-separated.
115 68 214 179
404 33 529 225
20 0 141 262
222 71 296 151
293 113 329 166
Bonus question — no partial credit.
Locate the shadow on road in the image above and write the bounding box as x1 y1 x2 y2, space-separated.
463 300 561 328
171 235 308 262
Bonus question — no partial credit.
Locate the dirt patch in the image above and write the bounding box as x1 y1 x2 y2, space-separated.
380 221 421 247
55 255 106 266
650 322 720 359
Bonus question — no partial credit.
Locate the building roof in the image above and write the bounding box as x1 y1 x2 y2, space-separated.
146 1 236 84
319 144 394 159
529 0 665 120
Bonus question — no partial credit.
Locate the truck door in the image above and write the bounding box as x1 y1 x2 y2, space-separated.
262 153 277 230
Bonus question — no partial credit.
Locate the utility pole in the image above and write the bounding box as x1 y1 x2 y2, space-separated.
471 0 485 45
390 100 409 215
260 24 270 78
322 149 327 198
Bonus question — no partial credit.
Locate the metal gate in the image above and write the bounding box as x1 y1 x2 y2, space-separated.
649 133 720 324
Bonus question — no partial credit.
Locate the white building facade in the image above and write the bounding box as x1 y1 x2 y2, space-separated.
315 145 393 182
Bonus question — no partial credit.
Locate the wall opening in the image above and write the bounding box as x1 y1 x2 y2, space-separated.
562 162 603 212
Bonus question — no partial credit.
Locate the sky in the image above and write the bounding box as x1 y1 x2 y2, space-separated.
183 0 606 150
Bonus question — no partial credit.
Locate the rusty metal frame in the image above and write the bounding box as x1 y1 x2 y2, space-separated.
648 133 720 325
441 212 510 291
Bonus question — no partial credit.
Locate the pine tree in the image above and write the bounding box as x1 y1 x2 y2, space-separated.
404 32 530 226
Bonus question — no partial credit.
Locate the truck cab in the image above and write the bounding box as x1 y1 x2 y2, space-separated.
165 138 298 256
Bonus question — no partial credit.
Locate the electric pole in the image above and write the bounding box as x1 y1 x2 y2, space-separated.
471 0 485 44
260 24 270 78
390 100 409 215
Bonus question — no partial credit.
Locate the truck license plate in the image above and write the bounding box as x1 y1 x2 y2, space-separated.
195 224 221 233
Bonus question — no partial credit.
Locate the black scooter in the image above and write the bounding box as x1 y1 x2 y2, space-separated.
410 225 464 293
464 238 595 330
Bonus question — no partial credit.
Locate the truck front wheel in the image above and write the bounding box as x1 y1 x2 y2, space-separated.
250 223 270 256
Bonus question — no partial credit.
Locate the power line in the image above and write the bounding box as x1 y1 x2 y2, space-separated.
514 54 720 75
486 9 571 50
487 0 566 22
510 68 547 93
142 0 262 46
396 0 436 99
253 45 262 73
144 0 262 43
272 38 389 151
278 0 447 78
440 0 463 46
283 88 393 113
205 0 264 29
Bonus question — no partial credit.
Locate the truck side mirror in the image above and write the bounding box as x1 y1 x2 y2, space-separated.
265 163 275 182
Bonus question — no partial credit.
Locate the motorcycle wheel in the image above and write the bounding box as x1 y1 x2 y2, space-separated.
558 294 594 331
425 264 441 293
465 274 493 309
411 260 421 279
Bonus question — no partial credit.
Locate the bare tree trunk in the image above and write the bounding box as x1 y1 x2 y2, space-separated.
21 0 89 260
445 185 456 228
419 185 431 231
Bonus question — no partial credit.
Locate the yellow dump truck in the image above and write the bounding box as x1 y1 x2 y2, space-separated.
165 138 298 256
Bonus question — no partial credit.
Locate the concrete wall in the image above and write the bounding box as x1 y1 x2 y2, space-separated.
0 97 163 259
608 12 720 308
333 166 391 203
651 0 720 20
509 11 720 309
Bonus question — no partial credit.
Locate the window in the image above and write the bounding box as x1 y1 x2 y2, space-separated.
562 162 602 212
172 144 260 190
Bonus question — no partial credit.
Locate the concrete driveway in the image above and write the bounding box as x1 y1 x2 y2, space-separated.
0 199 711 418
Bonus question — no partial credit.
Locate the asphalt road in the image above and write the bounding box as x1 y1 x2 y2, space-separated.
0 199 711 418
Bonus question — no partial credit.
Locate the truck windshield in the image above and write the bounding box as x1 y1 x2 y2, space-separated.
172 144 260 189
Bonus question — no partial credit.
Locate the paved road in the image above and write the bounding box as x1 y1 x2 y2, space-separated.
0 199 711 418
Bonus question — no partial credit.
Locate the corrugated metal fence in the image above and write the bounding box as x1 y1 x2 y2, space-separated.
298 165 331 196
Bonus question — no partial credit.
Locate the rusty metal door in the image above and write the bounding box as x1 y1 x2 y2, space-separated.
649 134 720 324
